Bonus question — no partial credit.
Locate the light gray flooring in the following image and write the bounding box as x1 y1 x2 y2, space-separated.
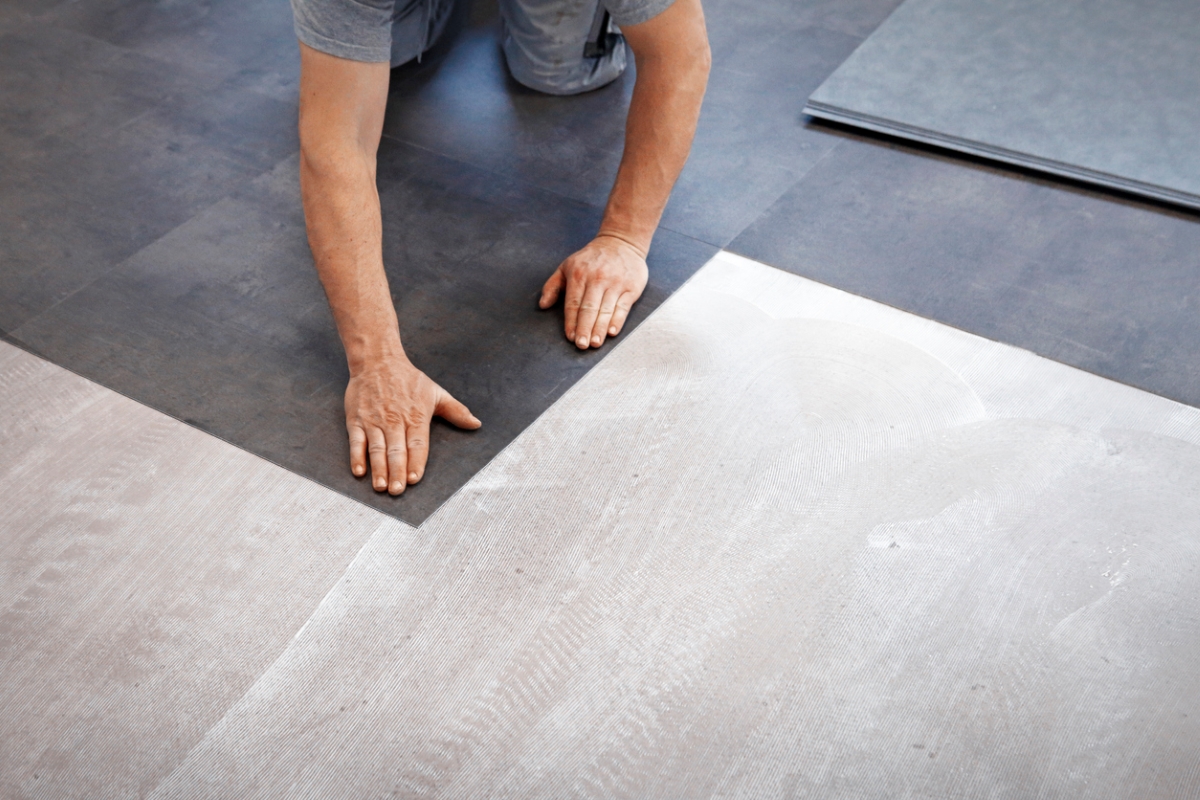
0 343 401 798
805 0 1200 209
4 253 1200 798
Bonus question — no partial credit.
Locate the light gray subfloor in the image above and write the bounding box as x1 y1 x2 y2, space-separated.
805 0 1200 209
0 343 403 798
5 253 1200 798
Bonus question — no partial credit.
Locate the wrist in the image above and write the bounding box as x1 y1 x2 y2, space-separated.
342 330 407 376
595 230 651 259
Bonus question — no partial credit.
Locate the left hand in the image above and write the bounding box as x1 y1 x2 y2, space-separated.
539 234 649 350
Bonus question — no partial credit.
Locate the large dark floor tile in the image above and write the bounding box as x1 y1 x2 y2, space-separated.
0 20 296 332
0 22 191 143
0 0 67 25
702 0 901 60
382 0 866 247
12 143 716 524
805 0 1200 210
41 0 300 101
660 24 863 244
729 134 1200 407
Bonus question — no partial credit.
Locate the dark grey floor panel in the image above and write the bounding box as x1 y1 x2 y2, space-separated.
382 0 868 247
806 0 1200 209
40 0 301 101
729 134 1200 408
0 19 296 332
12 147 716 525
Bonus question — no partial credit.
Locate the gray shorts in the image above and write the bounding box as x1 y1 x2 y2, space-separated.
291 0 674 95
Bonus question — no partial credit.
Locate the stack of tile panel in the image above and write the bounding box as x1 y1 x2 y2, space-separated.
805 0 1200 209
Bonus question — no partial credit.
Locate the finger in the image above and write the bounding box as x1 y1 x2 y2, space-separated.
366 426 389 492
405 418 431 484
385 425 408 495
434 389 482 430
574 284 605 349
563 271 586 343
539 266 565 309
348 424 368 478
590 288 620 348
608 292 635 337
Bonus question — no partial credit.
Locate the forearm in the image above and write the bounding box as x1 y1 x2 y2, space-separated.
601 1 711 253
295 43 478 493
300 149 404 373
297 43 397 375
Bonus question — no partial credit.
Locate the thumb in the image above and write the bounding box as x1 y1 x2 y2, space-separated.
539 267 565 309
435 389 482 430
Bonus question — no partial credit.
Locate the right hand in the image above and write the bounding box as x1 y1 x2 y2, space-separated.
344 355 481 495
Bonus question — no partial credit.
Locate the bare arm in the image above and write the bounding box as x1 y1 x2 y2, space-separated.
299 43 479 496
540 0 711 348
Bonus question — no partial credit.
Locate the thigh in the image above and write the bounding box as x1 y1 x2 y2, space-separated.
498 0 627 95
390 0 457 66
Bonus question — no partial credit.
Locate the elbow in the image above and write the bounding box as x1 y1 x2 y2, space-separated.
298 126 372 186
676 39 711 100
635 39 710 97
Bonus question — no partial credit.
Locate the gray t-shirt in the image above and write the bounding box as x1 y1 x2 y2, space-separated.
291 0 675 71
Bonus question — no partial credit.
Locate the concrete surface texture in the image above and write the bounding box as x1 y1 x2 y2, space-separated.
5 253 1198 798
0 341 398 798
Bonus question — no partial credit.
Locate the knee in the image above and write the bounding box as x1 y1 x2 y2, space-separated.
502 31 628 96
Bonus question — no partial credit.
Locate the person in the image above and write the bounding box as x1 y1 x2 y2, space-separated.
292 0 710 495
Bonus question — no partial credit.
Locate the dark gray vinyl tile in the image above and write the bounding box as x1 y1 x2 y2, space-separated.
0 21 297 332
0 0 69 25
12 277 339 439
12 141 716 525
382 0 866 247
41 0 300 101
729 134 1200 407
143 82 299 173
0 137 254 333
704 0 903 48
0 22 192 143
805 0 1200 209
659 25 864 244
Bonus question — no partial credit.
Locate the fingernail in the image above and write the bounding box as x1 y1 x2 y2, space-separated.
353 465 365 476
390 480 403 493
609 327 617 336
408 472 418 483
374 479 386 490
577 337 588 348
592 336 601 346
